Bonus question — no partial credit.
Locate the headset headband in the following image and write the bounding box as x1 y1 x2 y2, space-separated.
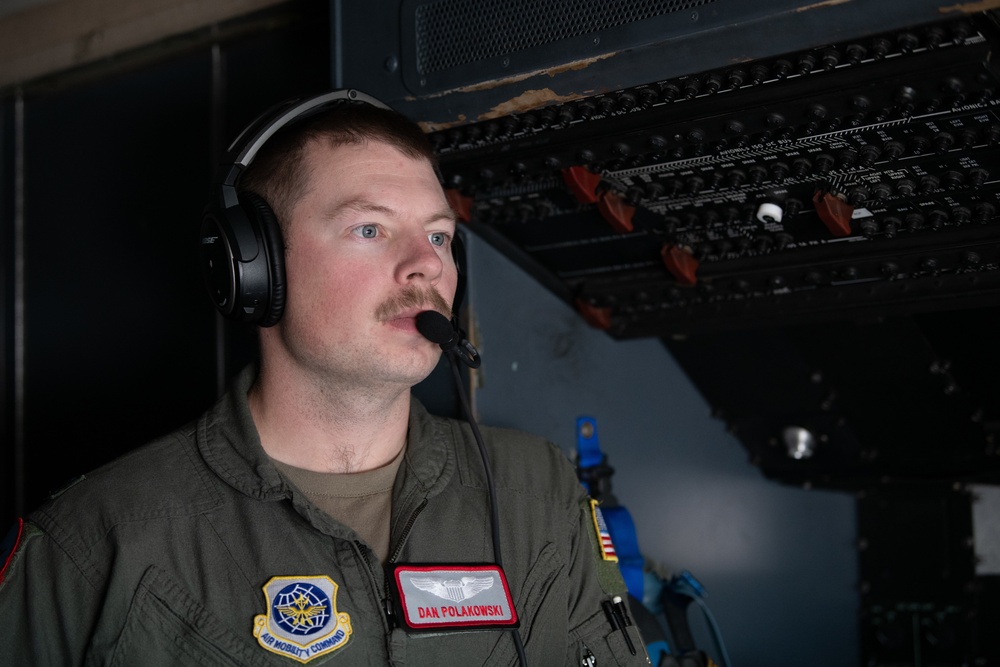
217 89 391 208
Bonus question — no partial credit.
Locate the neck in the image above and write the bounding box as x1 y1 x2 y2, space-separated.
249 362 412 474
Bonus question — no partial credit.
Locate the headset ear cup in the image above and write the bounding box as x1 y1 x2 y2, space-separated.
241 192 286 327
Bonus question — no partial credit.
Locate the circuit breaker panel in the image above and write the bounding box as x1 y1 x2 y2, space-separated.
429 14 1000 337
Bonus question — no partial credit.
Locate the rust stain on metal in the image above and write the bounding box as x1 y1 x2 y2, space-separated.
792 0 853 11
456 51 616 94
413 51 616 130
418 117 467 133
482 88 586 119
938 0 1000 13
418 88 591 132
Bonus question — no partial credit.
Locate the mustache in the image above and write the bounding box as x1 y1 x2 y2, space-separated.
376 285 452 322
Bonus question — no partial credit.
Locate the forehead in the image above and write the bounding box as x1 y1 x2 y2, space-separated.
304 137 437 180
293 138 452 223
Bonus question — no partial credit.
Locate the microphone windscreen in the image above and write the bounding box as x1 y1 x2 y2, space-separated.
415 310 455 346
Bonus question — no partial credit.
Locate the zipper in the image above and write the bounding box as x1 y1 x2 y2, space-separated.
354 498 429 632
388 498 428 564
354 539 397 632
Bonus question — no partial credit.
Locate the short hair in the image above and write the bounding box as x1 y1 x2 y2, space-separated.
238 100 439 226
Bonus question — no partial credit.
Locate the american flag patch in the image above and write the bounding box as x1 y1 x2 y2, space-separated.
589 499 618 562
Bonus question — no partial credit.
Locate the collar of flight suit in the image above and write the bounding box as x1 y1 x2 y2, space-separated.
196 364 457 520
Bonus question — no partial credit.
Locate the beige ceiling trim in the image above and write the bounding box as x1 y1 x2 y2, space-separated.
0 0 288 89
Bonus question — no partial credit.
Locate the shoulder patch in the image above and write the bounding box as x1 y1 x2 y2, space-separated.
590 499 618 562
0 518 25 586
253 575 352 663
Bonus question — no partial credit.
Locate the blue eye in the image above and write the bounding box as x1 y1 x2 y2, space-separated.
355 224 379 239
429 232 447 247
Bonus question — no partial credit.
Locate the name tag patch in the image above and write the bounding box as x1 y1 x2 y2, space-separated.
253 575 352 663
393 564 519 631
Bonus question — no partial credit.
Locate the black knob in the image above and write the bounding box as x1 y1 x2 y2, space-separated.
919 175 940 194
659 83 680 103
637 88 658 108
898 32 919 53
933 132 955 152
963 250 982 266
682 77 701 99
797 54 817 75
772 59 792 79
895 178 916 197
847 187 869 206
871 37 892 59
648 135 668 149
859 144 881 166
726 169 747 187
838 148 859 168
909 136 929 155
883 141 905 160
845 44 867 64
952 206 972 225
792 158 812 178
952 22 971 45
925 27 945 49
805 104 828 120
685 128 706 143
974 202 996 223
927 209 948 229
968 168 990 188
820 48 840 70
748 165 768 185
942 171 963 189
597 97 617 115
905 212 925 230
872 182 892 200
960 128 978 149
814 154 835 174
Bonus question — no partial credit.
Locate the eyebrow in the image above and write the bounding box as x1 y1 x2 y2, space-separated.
326 198 457 226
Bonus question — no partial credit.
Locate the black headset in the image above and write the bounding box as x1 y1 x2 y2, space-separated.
200 88 465 327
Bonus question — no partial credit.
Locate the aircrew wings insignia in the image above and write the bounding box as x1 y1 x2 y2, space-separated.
410 576 495 602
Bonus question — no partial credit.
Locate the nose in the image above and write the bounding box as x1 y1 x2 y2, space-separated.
395 231 446 287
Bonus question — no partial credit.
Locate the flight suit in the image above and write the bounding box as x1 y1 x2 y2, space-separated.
0 366 648 666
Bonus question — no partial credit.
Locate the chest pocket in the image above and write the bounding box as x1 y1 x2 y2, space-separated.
482 542 564 667
108 566 270 667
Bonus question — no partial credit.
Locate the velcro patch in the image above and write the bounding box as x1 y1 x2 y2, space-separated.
253 575 352 663
393 564 519 631
0 518 24 586
590 499 618 562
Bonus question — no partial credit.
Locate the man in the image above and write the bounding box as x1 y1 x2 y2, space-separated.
0 93 647 665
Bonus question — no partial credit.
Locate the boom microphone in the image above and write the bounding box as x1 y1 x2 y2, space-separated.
415 311 482 369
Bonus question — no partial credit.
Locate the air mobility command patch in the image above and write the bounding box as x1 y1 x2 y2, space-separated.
253 575 352 663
